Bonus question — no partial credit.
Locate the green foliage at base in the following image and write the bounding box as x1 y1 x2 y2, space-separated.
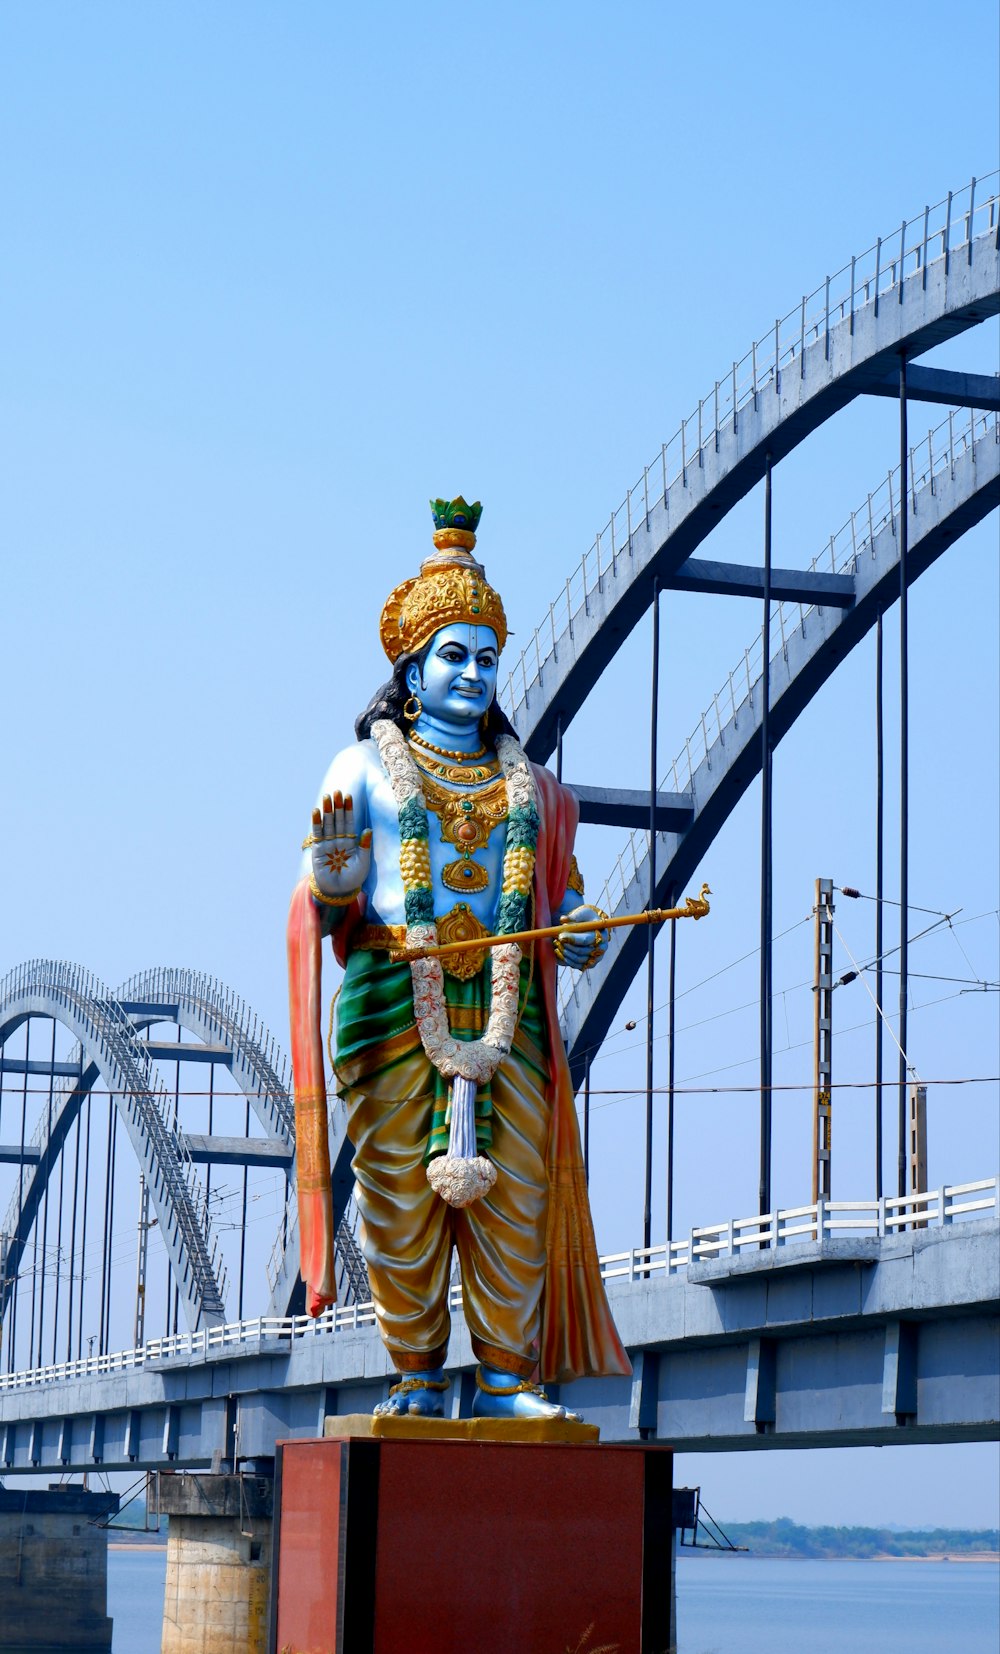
716 1518 1000 1559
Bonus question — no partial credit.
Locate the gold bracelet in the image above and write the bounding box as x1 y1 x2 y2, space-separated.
309 875 359 908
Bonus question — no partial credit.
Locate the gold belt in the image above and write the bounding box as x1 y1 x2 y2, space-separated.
353 907 493 981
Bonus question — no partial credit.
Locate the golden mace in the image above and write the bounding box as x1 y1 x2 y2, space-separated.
406 883 712 961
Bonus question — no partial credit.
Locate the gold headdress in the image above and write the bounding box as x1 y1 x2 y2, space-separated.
379 498 508 664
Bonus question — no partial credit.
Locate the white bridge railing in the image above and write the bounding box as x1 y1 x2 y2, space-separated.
1 1176 995 1395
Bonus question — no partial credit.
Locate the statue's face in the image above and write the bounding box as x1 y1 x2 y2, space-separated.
407 623 499 727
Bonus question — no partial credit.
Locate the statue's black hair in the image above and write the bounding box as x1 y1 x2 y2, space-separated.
354 644 519 744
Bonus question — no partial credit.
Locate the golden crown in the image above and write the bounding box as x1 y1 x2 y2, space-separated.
379 498 508 664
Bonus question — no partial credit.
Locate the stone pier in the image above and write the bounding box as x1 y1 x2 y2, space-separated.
0 1484 119 1653
153 1471 273 1654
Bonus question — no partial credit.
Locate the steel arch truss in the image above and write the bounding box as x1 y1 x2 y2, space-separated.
505 195 999 759
0 961 228 1330
0 960 366 1333
560 416 1000 1063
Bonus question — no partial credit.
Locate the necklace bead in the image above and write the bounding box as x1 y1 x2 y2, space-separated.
409 732 488 761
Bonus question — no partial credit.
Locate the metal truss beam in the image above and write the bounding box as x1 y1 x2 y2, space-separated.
667 558 855 607
0 1146 40 1164
865 364 1000 410
140 1040 233 1066
571 784 694 832
0 1058 83 1079
179 1134 293 1169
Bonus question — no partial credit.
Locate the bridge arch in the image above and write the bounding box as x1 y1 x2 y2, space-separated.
503 176 999 760
111 967 370 1320
0 960 228 1334
0 961 370 1354
560 410 999 1061
117 967 295 1148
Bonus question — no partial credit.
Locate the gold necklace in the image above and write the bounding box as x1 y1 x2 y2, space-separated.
409 732 488 761
410 747 501 785
420 771 508 894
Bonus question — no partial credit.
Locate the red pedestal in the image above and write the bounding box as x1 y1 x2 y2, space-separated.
270 1434 672 1653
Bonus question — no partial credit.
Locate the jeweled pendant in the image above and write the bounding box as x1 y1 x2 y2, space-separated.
442 857 490 893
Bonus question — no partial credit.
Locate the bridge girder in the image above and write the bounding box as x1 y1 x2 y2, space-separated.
0 1217 994 1469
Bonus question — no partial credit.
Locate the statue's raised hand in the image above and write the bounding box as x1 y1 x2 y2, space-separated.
308 791 372 900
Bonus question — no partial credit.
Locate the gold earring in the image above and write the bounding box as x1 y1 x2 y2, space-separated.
403 694 422 722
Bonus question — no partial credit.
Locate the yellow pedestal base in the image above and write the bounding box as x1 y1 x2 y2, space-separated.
324 1411 600 1445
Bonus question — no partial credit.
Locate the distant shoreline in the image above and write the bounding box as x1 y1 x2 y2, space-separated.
681 1550 1000 1564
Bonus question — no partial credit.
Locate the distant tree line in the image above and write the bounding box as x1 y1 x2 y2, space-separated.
713 1518 1000 1559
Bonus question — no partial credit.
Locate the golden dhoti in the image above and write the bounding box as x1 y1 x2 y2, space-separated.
336 950 549 1378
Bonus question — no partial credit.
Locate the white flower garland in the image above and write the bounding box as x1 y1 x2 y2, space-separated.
371 719 537 1086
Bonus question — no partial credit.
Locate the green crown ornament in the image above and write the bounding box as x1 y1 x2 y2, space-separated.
430 497 483 535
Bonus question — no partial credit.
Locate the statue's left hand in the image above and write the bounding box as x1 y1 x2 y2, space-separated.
555 905 608 972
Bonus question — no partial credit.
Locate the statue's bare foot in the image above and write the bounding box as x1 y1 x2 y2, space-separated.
374 1369 449 1417
472 1364 582 1422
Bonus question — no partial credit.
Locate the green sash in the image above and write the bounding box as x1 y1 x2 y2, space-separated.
334 950 548 1161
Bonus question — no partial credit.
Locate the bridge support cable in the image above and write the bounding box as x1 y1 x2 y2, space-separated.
8 1018 31 1372
665 915 677 1247
50 1045 66 1368
759 454 774 1223
36 1020 56 1368
644 577 661 1256
173 1030 183 1337
66 1096 81 1364
898 357 910 1199
206 1058 214 1225
27 1025 40 1369
76 1092 91 1364
875 613 885 1200
98 1096 116 1358
238 1095 250 1320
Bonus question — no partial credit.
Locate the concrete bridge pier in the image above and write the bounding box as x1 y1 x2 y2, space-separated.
153 1471 273 1654
0 1484 119 1653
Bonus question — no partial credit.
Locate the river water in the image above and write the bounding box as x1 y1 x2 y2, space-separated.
107 1547 999 1651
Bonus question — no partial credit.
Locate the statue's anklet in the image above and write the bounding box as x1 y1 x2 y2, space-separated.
475 1369 547 1399
387 1375 450 1398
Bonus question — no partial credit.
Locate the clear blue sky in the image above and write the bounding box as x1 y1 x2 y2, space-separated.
1 1 997 1523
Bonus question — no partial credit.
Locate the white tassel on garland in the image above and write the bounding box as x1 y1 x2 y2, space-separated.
426 1075 497 1207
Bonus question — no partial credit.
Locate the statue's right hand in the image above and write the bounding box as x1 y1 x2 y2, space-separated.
308 792 373 900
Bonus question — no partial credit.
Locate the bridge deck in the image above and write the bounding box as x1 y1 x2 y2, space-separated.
0 1208 995 1472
